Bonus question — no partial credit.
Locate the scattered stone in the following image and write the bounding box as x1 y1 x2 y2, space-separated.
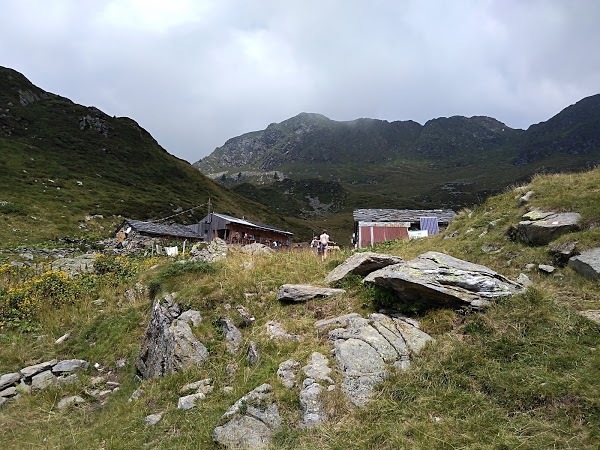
266 321 300 341
116 358 127 368
569 248 600 280
212 384 281 449
20 252 34 261
222 386 234 394
180 378 213 395
326 313 433 406
219 317 243 354
178 310 202 327
55 333 70 344
56 374 79 386
302 352 334 384
325 252 404 285
518 210 581 246
481 244 500 254
538 264 556 274
128 388 144 402
364 252 524 309
277 359 300 389
50 253 97 276
106 381 120 389
135 293 209 379
226 363 238 376
52 359 89 374
31 370 57 391
517 273 532 287
0 386 17 398
578 310 600 324
57 395 85 409
525 263 536 271
145 412 163 426
519 190 534 205
299 378 326 428
277 284 346 303
90 376 105 386
189 238 228 263
236 305 255 326
178 392 206 410
20 360 58 378
247 341 260 366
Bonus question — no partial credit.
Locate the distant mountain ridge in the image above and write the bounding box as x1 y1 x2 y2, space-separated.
194 95 600 220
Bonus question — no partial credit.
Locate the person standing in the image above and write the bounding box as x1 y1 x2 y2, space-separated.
319 230 330 261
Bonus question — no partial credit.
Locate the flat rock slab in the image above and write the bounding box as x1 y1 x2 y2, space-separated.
212 384 281 449
518 210 581 245
569 248 600 280
325 252 404 285
52 359 89 374
578 310 600 324
277 284 346 303
326 313 432 406
364 251 524 308
21 359 58 378
0 373 21 391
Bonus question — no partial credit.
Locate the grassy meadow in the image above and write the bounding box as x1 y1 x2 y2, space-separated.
0 168 598 449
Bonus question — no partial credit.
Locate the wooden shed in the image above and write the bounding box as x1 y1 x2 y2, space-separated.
189 213 293 246
353 209 456 248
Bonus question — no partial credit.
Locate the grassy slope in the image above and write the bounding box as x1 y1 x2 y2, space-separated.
0 169 599 449
0 67 291 246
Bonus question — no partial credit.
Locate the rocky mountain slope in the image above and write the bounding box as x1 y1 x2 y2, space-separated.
0 67 286 245
194 95 600 220
0 168 598 448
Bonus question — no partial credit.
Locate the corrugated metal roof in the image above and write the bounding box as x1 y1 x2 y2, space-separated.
353 209 457 224
211 213 294 236
123 219 202 239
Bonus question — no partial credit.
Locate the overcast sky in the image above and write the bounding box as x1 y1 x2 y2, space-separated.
2 0 599 163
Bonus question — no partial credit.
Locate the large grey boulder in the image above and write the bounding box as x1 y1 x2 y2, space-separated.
31 370 57 391
364 251 524 308
136 293 208 378
277 284 346 303
326 313 432 406
569 248 600 280
212 384 281 449
518 210 581 245
190 238 228 263
325 252 404 285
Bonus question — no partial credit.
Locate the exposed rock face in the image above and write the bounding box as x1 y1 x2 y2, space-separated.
569 248 600 280
190 238 228 263
52 359 89 374
266 321 300 341
277 359 300 389
240 243 274 255
136 294 208 379
324 313 433 406
517 210 581 245
247 341 260 366
364 251 524 308
51 253 97 276
325 252 404 285
212 384 281 449
178 310 202 327
548 241 579 266
302 352 334 384
219 317 243 353
276 284 346 303
299 379 326 428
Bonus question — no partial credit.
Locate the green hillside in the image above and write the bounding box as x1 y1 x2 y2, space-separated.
0 168 598 448
0 67 289 246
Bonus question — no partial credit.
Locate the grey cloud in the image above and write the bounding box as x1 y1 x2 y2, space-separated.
1 0 599 162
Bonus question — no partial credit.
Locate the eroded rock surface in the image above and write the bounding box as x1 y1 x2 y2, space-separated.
325 252 404 285
136 293 208 378
324 313 432 406
219 317 243 354
364 251 524 308
518 210 581 245
212 384 281 449
277 359 300 389
569 248 600 280
276 284 346 303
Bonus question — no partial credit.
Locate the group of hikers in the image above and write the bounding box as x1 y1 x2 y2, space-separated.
310 230 332 261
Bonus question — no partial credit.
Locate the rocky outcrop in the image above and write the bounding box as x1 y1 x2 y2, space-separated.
298 352 333 427
219 317 243 354
212 384 281 449
189 238 228 263
50 253 97 276
517 210 581 245
364 251 524 308
548 241 579 266
136 293 208 379
276 284 346 303
277 359 300 389
0 358 89 405
569 248 600 280
322 313 432 406
240 243 274 255
325 252 404 285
